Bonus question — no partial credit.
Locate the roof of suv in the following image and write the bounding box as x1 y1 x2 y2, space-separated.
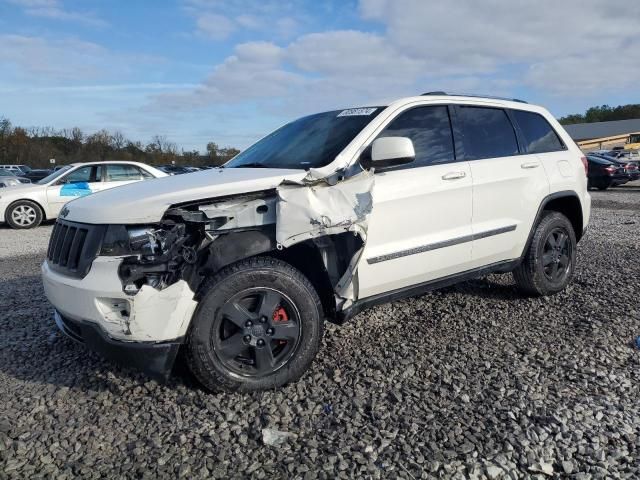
384 92 545 114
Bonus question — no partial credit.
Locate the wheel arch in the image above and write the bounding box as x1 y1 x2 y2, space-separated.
199 228 356 321
520 190 583 259
5 197 47 222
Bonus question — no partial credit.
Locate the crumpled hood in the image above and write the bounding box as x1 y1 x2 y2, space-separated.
65 167 306 224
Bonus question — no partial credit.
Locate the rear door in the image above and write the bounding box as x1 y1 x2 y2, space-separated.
357 105 474 299
102 164 146 190
455 105 550 267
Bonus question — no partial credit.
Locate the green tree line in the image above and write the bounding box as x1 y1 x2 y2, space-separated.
0 116 240 169
559 104 640 125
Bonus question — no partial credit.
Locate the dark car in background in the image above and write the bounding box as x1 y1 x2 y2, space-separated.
22 168 53 182
589 152 640 182
586 155 629 190
157 165 193 175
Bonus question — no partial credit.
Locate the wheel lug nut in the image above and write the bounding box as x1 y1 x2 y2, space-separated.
266 328 274 335
243 335 251 343
257 339 265 347
245 320 253 327
260 316 267 323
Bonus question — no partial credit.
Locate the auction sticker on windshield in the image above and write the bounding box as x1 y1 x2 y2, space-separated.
337 108 378 117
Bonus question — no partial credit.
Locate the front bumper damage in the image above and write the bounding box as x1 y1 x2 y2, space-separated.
54 310 180 380
43 167 376 377
43 258 198 378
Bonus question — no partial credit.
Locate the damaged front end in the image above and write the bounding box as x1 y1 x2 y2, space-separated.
106 168 375 325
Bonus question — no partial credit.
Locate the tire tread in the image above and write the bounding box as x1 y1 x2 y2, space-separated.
186 256 323 392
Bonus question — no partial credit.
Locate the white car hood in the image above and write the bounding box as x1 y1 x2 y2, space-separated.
64 167 307 224
0 183 45 198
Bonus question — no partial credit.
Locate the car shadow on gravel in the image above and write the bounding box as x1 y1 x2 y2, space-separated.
447 275 522 300
0 271 203 393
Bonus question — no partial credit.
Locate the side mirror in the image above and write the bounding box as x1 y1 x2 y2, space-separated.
370 137 415 168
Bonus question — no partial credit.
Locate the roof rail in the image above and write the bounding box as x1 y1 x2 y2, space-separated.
421 91 528 104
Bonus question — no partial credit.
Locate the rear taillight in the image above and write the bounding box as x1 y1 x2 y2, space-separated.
604 165 617 174
580 156 588 175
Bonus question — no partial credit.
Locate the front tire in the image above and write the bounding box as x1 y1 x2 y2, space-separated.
186 256 324 392
6 200 43 229
513 211 577 296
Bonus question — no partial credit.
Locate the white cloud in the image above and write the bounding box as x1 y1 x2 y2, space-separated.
168 0 639 116
0 34 162 82
359 0 640 93
195 13 235 40
0 35 106 79
0 83 199 94
6 0 107 27
184 0 301 40
153 41 304 109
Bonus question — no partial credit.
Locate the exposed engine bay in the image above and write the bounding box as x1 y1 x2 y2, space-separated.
107 168 375 317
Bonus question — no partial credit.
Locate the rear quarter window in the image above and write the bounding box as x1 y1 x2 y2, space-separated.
511 110 565 154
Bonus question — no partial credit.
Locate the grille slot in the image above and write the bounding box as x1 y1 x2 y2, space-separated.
46 219 106 278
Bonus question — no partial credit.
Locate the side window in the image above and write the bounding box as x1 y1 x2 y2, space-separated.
137 167 154 179
62 166 93 183
376 105 455 168
511 110 565 153
458 107 519 160
105 164 143 182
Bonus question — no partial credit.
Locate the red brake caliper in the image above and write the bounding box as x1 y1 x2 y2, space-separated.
272 306 289 344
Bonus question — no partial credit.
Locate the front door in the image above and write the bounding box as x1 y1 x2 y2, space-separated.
46 165 102 217
357 105 474 299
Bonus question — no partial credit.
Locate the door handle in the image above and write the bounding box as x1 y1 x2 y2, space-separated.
521 162 540 169
442 171 466 180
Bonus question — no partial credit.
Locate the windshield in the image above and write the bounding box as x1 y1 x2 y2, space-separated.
37 165 72 185
225 107 384 170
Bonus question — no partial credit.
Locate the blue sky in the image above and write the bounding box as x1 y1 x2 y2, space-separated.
0 0 638 152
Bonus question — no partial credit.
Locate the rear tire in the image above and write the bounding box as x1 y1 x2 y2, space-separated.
513 211 576 296
6 200 43 229
186 256 324 392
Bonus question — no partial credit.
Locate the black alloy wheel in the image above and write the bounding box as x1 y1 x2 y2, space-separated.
186 256 323 392
213 288 301 377
541 227 572 283
513 211 577 296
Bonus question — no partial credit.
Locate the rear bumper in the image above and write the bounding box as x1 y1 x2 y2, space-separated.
54 310 181 380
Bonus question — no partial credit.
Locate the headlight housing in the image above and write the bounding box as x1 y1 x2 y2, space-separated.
100 223 187 258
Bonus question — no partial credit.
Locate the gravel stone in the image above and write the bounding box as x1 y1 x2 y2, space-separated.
1 182 639 478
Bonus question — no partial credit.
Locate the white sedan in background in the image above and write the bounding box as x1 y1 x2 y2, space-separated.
0 161 167 229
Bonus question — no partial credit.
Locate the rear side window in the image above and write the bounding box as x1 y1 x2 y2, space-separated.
458 107 519 160
511 110 565 153
137 167 154 179
105 164 143 181
377 105 455 168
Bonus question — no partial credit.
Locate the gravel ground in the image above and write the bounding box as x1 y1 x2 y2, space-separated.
1 185 639 479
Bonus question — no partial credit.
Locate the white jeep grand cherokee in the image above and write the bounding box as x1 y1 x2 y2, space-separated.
42 93 590 392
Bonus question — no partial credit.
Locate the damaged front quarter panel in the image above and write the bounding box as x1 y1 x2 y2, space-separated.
113 168 375 328
275 168 374 308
